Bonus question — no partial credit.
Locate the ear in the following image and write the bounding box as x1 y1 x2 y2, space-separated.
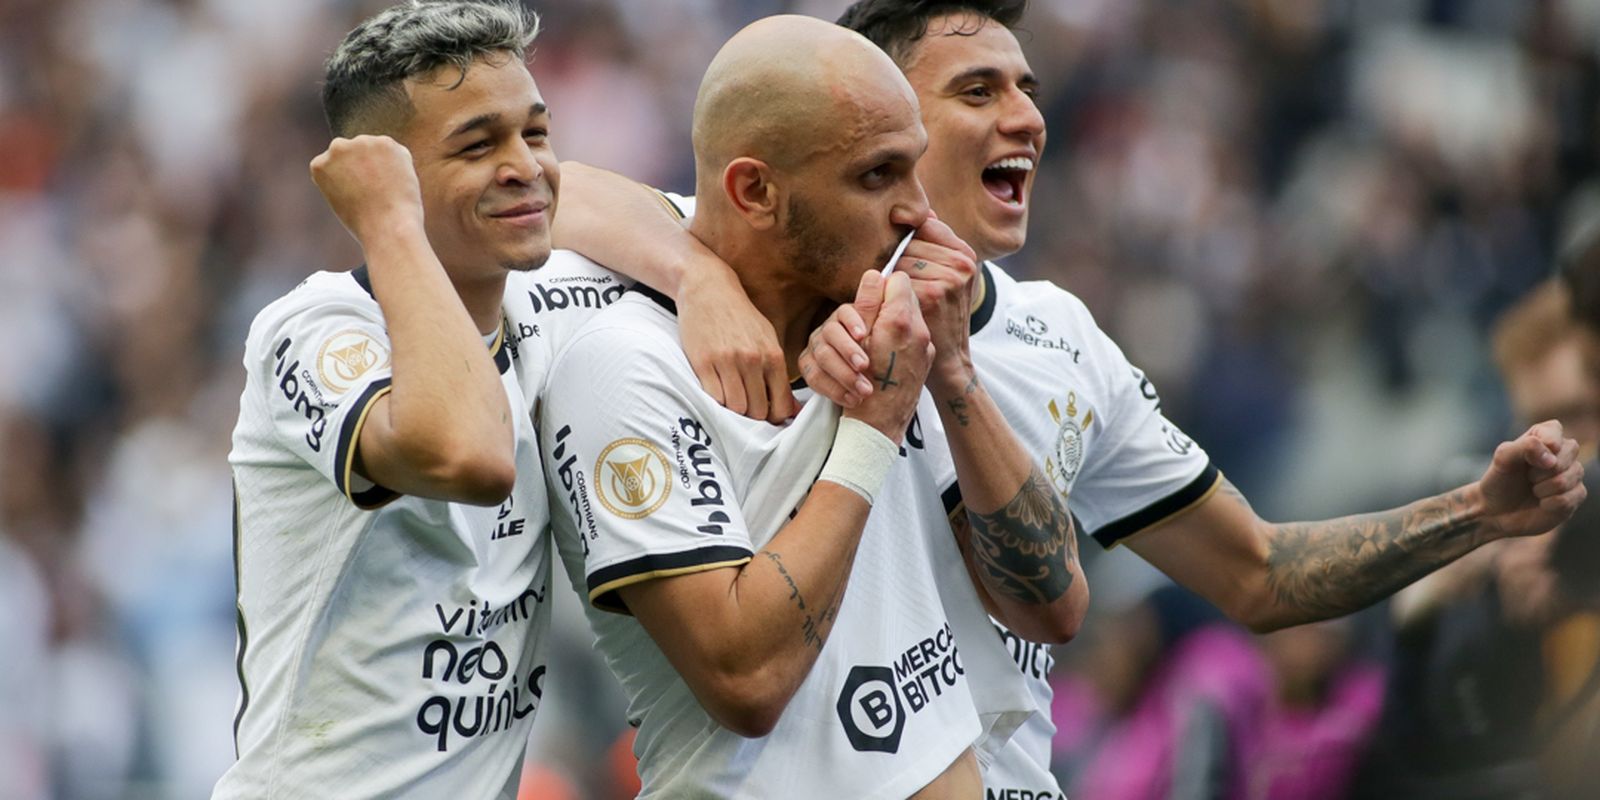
722 157 780 232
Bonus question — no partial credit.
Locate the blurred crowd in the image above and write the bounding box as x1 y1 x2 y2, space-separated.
1 0 1598 797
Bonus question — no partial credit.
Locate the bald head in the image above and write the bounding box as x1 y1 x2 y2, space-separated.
692 16 918 184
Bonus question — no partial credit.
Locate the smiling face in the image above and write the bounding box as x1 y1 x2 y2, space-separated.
899 13 1045 263
398 53 559 282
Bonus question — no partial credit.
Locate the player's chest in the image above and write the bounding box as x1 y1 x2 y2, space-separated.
973 323 1104 498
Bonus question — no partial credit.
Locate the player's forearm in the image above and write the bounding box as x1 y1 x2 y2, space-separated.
1248 482 1490 631
937 370 1087 643
552 161 703 298
694 484 871 734
364 223 515 481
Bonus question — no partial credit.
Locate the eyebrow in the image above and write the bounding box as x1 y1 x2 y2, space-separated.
944 66 1040 91
447 102 548 138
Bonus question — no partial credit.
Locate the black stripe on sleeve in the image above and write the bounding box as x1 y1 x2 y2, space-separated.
587 545 755 614
333 377 396 506
1089 462 1221 549
941 481 964 518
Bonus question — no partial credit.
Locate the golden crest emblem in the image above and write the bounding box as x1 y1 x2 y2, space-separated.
317 330 389 393
595 438 671 519
1045 392 1093 497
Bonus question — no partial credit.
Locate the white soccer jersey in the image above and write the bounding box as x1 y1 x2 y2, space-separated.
219 267 553 800
923 261 1220 798
538 256 1031 798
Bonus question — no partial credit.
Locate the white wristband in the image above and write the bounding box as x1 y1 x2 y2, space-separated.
819 417 900 504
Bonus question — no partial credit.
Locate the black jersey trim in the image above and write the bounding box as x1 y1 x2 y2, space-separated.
490 323 511 375
970 262 998 334
230 482 249 756
334 378 400 508
587 545 755 614
631 282 678 315
351 264 374 298
1090 462 1222 549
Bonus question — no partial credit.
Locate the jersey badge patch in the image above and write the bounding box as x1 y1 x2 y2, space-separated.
1045 393 1093 496
317 330 388 393
595 438 672 519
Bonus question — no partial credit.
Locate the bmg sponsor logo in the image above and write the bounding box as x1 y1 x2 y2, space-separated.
525 279 625 313
835 624 964 753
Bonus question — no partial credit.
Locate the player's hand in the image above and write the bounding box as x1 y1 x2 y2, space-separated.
1478 420 1587 539
798 296 873 409
310 135 425 242
897 214 979 395
844 270 933 445
678 259 796 424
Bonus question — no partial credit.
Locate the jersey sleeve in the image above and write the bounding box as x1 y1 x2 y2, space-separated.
540 320 754 614
249 299 400 509
1072 324 1219 549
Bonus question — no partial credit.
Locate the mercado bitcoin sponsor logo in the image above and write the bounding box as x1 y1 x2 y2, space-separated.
316 329 388 393
835 623 964 753
595 437 671 519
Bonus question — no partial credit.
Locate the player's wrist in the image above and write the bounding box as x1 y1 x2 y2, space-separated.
927 355 975 398
819 417 899 504
356 210 429 254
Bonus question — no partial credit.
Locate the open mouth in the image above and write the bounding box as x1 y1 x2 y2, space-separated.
982 156 1033 206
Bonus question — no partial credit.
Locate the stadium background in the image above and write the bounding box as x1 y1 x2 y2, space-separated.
0 0 1596 797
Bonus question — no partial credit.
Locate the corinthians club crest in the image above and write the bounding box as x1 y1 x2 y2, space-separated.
1045 392 1093 497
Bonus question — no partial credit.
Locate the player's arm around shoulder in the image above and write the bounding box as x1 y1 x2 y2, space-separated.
312 135 515 506
553 162 796 423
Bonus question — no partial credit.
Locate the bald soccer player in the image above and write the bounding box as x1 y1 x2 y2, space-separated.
537 16 1084 798
553 2 1589 798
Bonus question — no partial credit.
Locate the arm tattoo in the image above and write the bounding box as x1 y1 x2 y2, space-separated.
875 351 899 391
943 375 979 428
1262 483 1485 621
760 551 830 652
965 467 1078 604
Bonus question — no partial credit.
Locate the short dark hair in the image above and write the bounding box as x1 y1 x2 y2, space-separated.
836 0 1027 66
321 0 540 137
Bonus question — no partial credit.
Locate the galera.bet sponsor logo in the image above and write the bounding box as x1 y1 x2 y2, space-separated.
594 437 671 519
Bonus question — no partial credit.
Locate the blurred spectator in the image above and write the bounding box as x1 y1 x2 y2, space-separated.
1354 278 1600 800
1246 620 1385 800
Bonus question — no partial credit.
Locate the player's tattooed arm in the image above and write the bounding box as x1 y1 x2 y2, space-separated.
1259 482 1486 622
936 369 1088 643
1133 421 1584 633
961 468 1080 604
755 550 844 653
